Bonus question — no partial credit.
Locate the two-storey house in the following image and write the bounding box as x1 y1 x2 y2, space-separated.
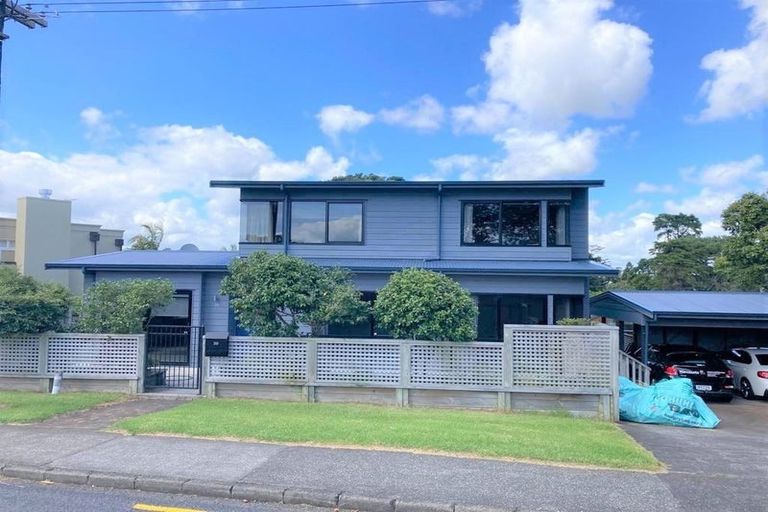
47 180 617 343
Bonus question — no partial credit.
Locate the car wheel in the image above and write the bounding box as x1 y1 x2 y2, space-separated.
740 378 755 400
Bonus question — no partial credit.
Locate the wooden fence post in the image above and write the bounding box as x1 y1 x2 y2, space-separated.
609 326 620 422
499 333 513 411
305 339 317 403
397 342 411 407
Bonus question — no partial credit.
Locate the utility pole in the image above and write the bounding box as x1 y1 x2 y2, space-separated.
0 0 48 102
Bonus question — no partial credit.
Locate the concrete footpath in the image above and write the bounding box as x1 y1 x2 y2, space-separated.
0 398 731 512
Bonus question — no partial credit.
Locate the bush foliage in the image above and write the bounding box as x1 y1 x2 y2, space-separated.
77 278 175 334
0 268 73 335
374 268 477 341
220 252 370 336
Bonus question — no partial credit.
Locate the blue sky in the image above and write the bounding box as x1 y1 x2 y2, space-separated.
0 0 766 265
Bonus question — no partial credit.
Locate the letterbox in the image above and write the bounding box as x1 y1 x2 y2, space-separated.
204 332 229 357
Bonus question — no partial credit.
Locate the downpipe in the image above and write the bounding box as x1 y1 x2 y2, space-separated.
51 372 63 394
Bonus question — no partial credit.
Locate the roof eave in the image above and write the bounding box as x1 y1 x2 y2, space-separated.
210 180 606 190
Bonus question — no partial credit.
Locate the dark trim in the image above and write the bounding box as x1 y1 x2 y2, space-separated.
289 199 365 245
211 180 606 190
460 200 542 247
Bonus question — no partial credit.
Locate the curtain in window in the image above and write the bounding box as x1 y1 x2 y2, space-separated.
246 202 273 243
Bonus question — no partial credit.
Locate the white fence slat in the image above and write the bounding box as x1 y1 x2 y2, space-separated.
0 335 41 374
409 344 503 388
316 341 400 385
46 335 139 377
208 337 307 382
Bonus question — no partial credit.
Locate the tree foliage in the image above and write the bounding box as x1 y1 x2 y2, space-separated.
331 173 405 182
373 268 477 342
715 192 768 291
588 245 614 294
0 268 73 335
220 252 370 336
76 278 175 334
653 213 702 241
129 223 164 250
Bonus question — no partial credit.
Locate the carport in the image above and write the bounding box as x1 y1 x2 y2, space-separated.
590 291 768 364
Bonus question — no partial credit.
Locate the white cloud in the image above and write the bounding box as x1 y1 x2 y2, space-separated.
590 207 656 267
80 107 120 143
427 0 482 17
695 0 768 122
417 154 490 181
0 120 350 250
316 105 374 138
378 95 445 132
695 154 764 186
452 0 653 133
634 182 676 194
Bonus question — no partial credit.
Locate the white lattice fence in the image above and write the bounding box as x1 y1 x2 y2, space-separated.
46 334 140 377
0 335 41 374
316 341 400 385
208 337 307 382
410 343 503 388
508 326 614 391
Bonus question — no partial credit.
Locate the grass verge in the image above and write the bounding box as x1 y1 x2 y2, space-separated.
115 399 660 471
0 391 124 423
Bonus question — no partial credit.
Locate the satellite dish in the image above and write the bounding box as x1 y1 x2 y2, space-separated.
180 243 199 252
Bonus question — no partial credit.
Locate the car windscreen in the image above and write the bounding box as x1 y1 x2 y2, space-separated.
756 354 768 366
666 352 726 368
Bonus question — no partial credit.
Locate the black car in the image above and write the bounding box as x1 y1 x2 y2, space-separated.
644 347 734 402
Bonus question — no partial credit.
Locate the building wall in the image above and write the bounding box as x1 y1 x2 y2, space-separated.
0 218 15 266
353 272 586 295
238 187 590 263
69 224 124 294
16 197 72 287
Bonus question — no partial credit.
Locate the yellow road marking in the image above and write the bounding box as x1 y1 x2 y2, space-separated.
132 504 206 512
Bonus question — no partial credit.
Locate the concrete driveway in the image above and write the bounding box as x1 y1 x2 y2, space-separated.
622 396 768 512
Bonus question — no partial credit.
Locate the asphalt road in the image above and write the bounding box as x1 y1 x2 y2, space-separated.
0 477 318 512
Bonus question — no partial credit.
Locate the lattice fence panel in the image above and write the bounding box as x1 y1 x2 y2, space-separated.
410 344 503 388
209 338 307 382
47 335 139 376
0 335 41 374
316 342 400 385
510 327 612 389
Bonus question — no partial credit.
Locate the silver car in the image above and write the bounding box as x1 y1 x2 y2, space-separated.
724 348 768 400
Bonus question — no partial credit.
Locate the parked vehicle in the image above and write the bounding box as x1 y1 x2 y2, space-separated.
723 348 768 400
642 346 734 402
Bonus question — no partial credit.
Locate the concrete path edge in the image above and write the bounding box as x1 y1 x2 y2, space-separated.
0 461 512 512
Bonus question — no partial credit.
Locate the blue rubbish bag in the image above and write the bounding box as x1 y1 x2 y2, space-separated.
619 376 720 428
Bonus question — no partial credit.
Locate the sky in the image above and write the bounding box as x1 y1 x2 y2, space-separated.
0 0 766 267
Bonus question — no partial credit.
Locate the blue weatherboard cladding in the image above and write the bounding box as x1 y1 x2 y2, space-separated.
46 180 618 333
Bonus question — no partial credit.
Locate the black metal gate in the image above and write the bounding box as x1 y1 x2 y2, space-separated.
145 325 204 392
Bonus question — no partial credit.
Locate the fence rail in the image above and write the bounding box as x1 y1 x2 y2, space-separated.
619 351 651 386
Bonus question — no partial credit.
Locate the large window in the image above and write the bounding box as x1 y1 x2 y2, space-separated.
547 202 570 246
462 202 540 246
241 201 283 243
290 201 363 244
476 294 547 342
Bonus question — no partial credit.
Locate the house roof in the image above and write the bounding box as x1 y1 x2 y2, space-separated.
46 250 617 276
210 180 605 190
591 290 768 321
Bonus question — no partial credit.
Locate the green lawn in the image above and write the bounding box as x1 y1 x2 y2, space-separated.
0 391 124 423
115 399 661 471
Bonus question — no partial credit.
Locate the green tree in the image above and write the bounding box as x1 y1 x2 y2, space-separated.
129 223 164 250
588 245 615 294
374 268 477 341
220 252 369 336
76 278 175 334
613 259 656 290
0 268 73 334
331 173 405 182
715 192 768 291
652 213 702 241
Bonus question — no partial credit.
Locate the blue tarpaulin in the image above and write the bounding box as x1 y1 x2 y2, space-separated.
619 377 721 428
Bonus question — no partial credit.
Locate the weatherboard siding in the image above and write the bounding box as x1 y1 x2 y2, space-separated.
570 188 589 260
352 272 586 295
201 273 229 332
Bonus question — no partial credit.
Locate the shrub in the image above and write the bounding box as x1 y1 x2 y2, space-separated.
0 267 73 334
220 252 370 336
77 278 175 334
555 317 595 326
374 268 477 341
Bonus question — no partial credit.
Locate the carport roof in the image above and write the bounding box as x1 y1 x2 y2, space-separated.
591 290 768 321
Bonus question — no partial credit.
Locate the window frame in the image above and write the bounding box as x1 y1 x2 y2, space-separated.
289 199 365 245
460 200 542 247
546 201 571 247
239 199 285 245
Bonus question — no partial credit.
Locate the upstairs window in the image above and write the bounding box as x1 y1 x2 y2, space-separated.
547 202 570 246
462 201 540 246
241 201 283 243
290 201 363 244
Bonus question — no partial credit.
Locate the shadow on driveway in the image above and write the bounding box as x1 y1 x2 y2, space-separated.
622 396 768 512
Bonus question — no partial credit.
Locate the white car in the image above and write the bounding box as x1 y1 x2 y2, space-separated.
723 348 768 400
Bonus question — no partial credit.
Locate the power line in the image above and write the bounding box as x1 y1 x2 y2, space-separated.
36 0 451 15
